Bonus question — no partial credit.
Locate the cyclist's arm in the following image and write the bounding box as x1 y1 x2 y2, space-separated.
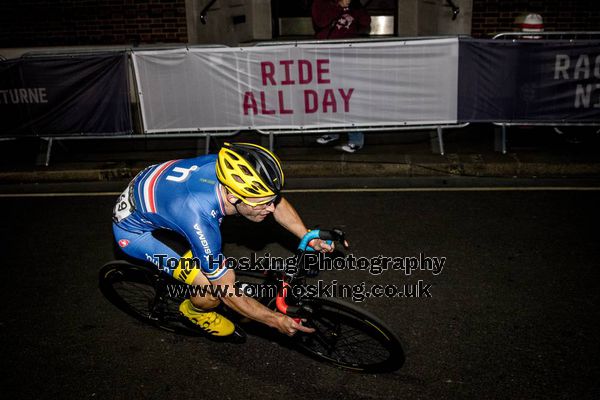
182 216 306 335
212 269 314 336
273 197 308 239
273 197 334 252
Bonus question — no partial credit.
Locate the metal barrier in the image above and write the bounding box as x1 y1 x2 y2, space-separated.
494 122 600 154
257 124 470 156
491 31 600 153
5 36 599 164
4 39 470 164
492 31 600 40
1 46 238 165
253 35 464 46
36 131 238 167
253 37 469 155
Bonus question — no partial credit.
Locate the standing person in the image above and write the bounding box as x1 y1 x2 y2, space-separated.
312 0 370 153
312 0 371 40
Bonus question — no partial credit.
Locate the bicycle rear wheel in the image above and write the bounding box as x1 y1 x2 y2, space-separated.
292 297 405 373
99 261 202 335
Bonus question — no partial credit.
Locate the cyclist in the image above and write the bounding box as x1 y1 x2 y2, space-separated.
112 142 333 337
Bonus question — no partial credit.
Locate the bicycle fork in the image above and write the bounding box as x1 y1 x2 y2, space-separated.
147 275 172 321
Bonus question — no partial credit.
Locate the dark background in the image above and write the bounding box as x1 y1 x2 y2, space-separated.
1 0 599 48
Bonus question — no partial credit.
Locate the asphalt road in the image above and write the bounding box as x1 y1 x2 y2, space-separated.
1 187 599 399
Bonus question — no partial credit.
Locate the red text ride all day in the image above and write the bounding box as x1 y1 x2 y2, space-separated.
242 59 355 115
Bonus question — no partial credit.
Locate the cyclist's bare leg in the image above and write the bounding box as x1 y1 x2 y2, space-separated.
189 270 220 310
172 250 221 310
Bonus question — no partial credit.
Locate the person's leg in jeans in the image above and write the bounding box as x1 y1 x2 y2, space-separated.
342 131 364 153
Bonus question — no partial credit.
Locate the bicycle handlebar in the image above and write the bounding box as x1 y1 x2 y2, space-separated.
276 229 348 319
297 229 349 251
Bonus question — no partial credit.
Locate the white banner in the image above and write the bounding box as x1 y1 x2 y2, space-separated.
132 39 459 132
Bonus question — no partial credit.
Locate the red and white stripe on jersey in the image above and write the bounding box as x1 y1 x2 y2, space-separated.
141 160 178 213
215 183 226 216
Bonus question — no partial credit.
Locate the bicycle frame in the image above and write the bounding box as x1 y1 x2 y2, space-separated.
134 229 346 322
271 229 348 320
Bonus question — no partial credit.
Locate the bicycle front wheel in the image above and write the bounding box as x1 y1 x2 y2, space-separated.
292 297 405 373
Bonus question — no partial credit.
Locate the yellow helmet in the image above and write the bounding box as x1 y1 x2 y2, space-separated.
216 142 284 199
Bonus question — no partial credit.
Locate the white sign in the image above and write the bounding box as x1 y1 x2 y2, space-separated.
132 38 459 132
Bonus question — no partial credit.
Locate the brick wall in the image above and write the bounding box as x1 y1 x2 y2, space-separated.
0 0 188 48
472 0 600 37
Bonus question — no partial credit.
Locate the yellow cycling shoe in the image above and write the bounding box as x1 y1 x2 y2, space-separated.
179 299 235 337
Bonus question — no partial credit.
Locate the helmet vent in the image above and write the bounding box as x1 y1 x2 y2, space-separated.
253 181 267 192
239 164 252 176
232 174 244 183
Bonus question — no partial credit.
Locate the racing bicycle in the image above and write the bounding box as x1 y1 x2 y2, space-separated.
99 229 405 373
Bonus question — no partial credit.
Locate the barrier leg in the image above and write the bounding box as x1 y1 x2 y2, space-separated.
430 127 445 155
205 133 211 155
269 132 274 152
36 137 53 167
494 124 507 154
502 125 507 154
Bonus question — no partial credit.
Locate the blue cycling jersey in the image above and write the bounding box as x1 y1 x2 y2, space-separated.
112 155 229 281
